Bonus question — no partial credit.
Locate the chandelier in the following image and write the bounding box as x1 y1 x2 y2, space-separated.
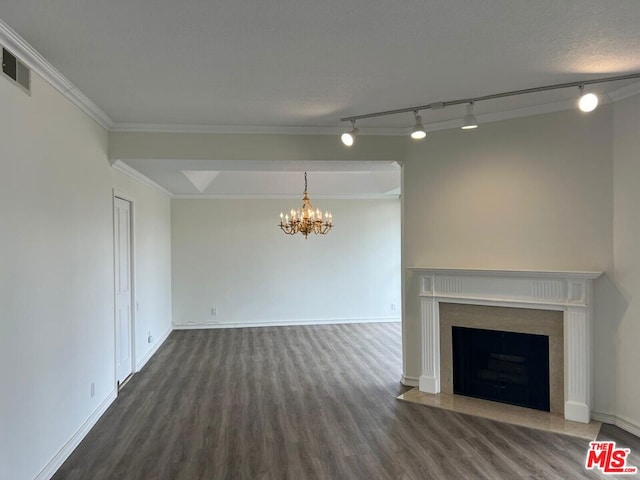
279 172 333 239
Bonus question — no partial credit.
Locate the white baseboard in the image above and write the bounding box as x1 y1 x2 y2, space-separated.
173 317 401 330
401 375 419 387
136 327 172 371
34 388 118 480
592 412 640 438
593 412 618 424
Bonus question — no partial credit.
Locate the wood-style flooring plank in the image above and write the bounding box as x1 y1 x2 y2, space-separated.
52 323 638 479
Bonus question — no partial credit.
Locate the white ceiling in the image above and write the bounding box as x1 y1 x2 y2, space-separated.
2 0 640 129
2 1 639 196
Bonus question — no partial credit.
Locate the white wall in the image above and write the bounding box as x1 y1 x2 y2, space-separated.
401 108 616 414
171 199 400 327
0 72 172 480
611 93 640 431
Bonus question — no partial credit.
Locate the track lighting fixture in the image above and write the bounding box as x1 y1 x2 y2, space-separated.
461 102 478 129
338 71 640 144
411 111 426 139
340 120 359 147
578 85 598 113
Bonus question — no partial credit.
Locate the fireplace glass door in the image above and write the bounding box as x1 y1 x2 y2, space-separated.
452 326 550 412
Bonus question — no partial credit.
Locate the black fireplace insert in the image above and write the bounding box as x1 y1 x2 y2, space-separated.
452 326 550 412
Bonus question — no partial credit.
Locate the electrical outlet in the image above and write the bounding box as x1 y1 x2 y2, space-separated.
391 303 397 311
90 382 95 398
211 307 217 316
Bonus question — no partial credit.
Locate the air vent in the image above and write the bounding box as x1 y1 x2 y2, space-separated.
2 47 31 94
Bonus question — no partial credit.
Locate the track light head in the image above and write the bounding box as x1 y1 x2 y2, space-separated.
341 121 359 146
578 85 598 113
461 102 478 129
411 111 426 139
341 130 357 146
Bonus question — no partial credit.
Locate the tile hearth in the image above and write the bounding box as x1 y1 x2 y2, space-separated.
398 388 602 440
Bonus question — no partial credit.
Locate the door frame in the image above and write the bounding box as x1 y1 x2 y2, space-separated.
113 189 137 390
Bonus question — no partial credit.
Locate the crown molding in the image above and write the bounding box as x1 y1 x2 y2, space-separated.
111 160 173 197
0 18 113 130
607 80 640 103
172 193 400 200
109 95 614 137
110 122 406 135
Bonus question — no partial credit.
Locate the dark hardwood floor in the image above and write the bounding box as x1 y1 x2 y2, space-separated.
53 323 639 479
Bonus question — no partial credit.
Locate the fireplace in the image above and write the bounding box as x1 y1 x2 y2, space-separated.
409 268 601 423
440 302 564 413
452 326 550 411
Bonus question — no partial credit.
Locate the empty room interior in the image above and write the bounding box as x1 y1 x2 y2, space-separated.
2 2 640 479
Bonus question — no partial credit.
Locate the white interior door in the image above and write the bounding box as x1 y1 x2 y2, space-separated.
114 197 133 385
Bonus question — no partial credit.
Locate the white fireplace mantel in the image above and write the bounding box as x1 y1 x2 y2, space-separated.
408 267 602 423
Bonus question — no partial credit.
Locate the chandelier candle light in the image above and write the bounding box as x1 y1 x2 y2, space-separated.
279 172 333 239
